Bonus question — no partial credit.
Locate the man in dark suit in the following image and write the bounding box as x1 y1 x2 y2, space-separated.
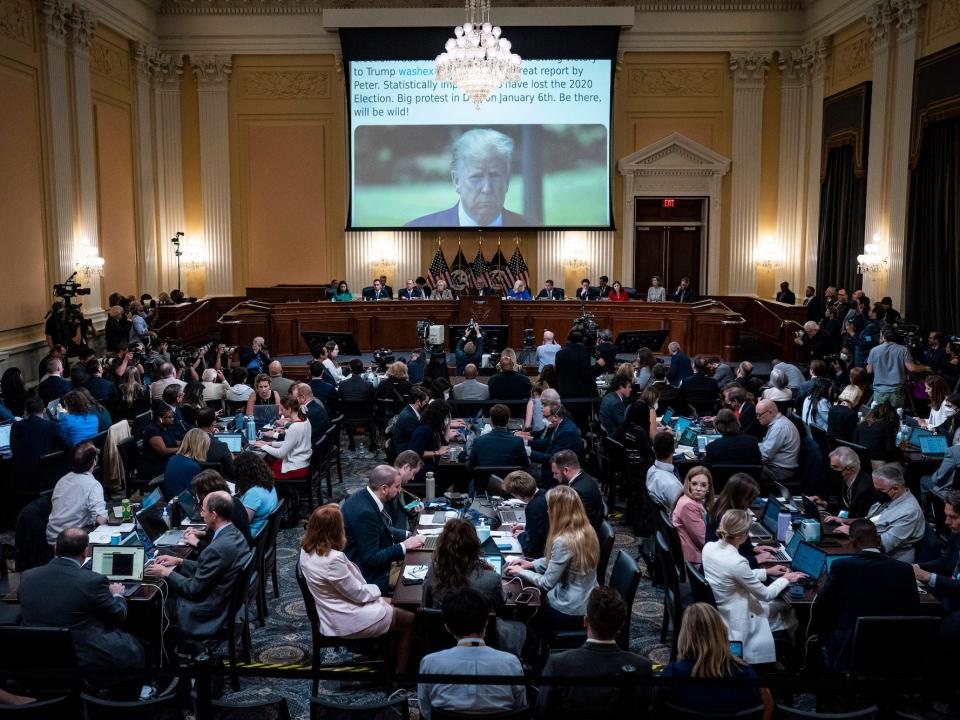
535 279 564 300
670 277 698 303
391 388 429 455
467 404 529 471
914 490 960 659
339 359 375 404
519 393 583 489
469 276 497 296
81 358 117 402
599 376 631 439
574 279 596 302
398 278 426 300
724 386 762 439
666 342 693 387
307 359 338 410
342 465 425 592
705 408 762 467
10 396 58 481
293 383 330 445
537 586 652 719
555 328 604 402
195 407 235 479
595 276 611 299
486 354 532 401
503 470 548 558
679 356 720 407
362 279 391 301
813 519 920 672
146 491 252 638
37 357 71 404
776 281 796 304
20 528 146 671
378 275 394 299
551 449 605 535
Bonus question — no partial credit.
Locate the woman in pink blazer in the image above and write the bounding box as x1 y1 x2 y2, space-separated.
671 465 715 565
299 504 414 670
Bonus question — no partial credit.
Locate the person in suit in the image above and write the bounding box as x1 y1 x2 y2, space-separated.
666 342 693 386
599 376 631 439
452 364 490 402
37 357 71 404
517 391 583 488
390 388 430 455
815 447 876 520
555 328 605 402
486 352 532 401
339 359 375 404
81 358 117 402
680 356 721 407
341 465 425 592
20 528 146 674
145 490 252 638
468 275 497 296
536 279 564 300
405 129 529 229
362 279 391 301
813 519 921 673
914 490 960 662
537 586 652 719
454 332 485 375
776 281 796 304
722 386 761 439
503 470 549 557
575 278 596 302
307 360 339 416
550 449 605 536
705 408 762 467
671 277 698 303
467 403 529 470
378 275 394 299
398 278 426 300
10 396 58 482
595 276 611 299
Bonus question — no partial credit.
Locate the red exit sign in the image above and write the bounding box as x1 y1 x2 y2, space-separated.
662 198 675 208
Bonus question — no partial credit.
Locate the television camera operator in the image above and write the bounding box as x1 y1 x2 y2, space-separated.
46 275 96 357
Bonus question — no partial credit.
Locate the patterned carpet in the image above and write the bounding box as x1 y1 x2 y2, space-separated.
217 445 670 719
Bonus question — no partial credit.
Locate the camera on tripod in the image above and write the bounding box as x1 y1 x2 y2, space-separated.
53 278 91 299
372 348 395 372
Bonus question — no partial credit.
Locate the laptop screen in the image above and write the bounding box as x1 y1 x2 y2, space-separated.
252 404 279 428
678 428 698 447
919 435 948 454
91 545 145 581
660 409 674 426
785 531 803 558
177 489 197 519
136 505 169 542
0 423 10 449
825 554 855 573
218 433 243 453
910 427 933 446
674 417 693 434
134 526 154 552
791 541 826 579
762 498 782 534
141 488 163 511
696 434 721 453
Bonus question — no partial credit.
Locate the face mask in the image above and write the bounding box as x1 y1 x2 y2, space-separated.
444 391 450 400
653 402 658 411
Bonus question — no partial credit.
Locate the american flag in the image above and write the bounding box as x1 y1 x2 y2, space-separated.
488 246 509 293
427 247 451 289
506 245 531 289
471 248 490 288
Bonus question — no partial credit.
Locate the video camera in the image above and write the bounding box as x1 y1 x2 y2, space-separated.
372 347 395 373
572 311 600 349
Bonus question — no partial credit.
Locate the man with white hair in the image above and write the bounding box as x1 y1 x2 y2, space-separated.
536 330 560 371
819 446 875 519
150 361 186 400
405 128 529 228
793 320 834 362
268 360 294 397
666 342 693 386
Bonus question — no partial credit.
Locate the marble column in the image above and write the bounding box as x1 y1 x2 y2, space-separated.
132 42 161 296
728 51 771 295
862 0 895 300
37 0 74 283
776 48 811 293
153 53 185 294
802 38 829 288
886 0 923 310
192 55 233 297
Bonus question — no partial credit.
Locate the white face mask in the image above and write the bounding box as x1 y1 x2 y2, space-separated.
653 402 658 411
443 391 450 400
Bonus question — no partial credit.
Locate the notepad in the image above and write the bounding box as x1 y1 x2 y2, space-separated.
403 564 429 582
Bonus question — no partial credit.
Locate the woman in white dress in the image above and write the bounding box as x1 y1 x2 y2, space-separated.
647 276 667 302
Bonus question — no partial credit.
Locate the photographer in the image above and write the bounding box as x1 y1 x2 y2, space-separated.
866 325 931 409
104 306 130 353
128 301 156 345
794 320 835 363
454 321 484 375
240 336 271 376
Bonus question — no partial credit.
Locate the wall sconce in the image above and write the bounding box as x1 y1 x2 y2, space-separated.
857 236 888 275
754 235 782 269
562 234 587 268
75 245 104 280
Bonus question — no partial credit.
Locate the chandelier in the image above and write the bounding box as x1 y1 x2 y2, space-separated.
75 245 104 278
435 0 521 109
857 236 888 275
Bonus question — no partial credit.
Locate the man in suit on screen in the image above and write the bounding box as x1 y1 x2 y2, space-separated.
405 129 529 228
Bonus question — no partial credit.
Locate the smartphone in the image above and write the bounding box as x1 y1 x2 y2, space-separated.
728 641 744 658
403 499 420 511
790 584 806 598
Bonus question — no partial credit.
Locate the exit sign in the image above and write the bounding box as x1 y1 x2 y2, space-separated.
662 198 675 208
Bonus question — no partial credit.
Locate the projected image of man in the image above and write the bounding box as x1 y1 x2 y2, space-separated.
405 129 528 228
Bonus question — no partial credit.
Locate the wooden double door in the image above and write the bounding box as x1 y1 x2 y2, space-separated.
634 197 704 295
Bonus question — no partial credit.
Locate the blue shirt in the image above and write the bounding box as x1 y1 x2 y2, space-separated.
242 486 279 536
160 454 202 500
57 413 99 446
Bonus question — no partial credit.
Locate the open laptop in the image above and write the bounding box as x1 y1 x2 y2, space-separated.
696 434 721 454
498 506 526 526
908 426 934 448
919 434 948 458
90 545 147 597
218 432 244 453
789 541 828 586
773 483 800 513
252 404 280 429
749 497 781 541
480 536 504 575
769 529 804 564
0 423 11 454
136 504 185 546
801 495 842 538
678 427 699 448
140 488 163 511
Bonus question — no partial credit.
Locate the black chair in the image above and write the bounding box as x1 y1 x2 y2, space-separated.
432 709 529 720
310 696 408 720
773 705 878 720
80 686 183 719
205 399 225 412
685 561 716 607
469 466 522 496
596 520 616 585
13 492 53 572
849 616 940 680
655 531 684 661
340 399 376 451
258 499 285 620
116 436 141 493
131 410 153 438
0 695 73 718
608 549 643 650
211 696 292 719
450 399 493 419
0 626 76 695
245 524 269 627
833 439 873 474
33 450 67 492
706 464 763 492
663 703 764 720
657 509 687 583
375 397 403 443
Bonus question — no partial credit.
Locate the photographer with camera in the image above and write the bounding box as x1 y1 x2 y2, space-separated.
793 320 836 363
454 321 484 375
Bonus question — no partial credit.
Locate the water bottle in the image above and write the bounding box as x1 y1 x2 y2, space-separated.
464 430 474 457
357 439 367 458
161 504 171 529
235 409 244 433
777 510 791 543
425 472 436 501
246 416 256 443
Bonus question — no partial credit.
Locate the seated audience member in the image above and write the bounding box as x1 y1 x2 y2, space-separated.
708 357 734 388
599 376 631 439
45 442 107 545
506 485 599 634
801 379 833 432
194 407 234 479
245 373 281 416
919 376 958 432
391 387 429 455
429 279 454 300
660 603 764 714
914 490 960 660
386 450 424 531
920 434 960 505
762 368 793 402
138 400 181 479
827 385 862 441
146 491 252 637
235 452 279 536
293 382 330 445
834 464 925 562
507 279 532 300
503 470 549 558
536 280 564 301
151 361 187 401
377 361 413 405
332 280 353 302
650 363 679 408
666 342 693 387
813 519 920 673
622 387 659 445
467 403 529 471
342 465 424 592
424 518 504 610
646 431 683 510
853 402 898 464
816 446 875 520
418 589 526 720
339 359 375 403
183 470 252 547
161 428 210 499
680 357 721 407
724 385 761 439
81 358 116 402
307 359 339 411
300 504 414 671
268 360 295 398
21 528 146 672
702 509 803 664
519 391 582 488
37 358 71 404
487 351 533 401
409 400 458 482
537 586 653 720
160 383 191 439
10 396 57 480
706 474 775 569
550 449 605 536
225 366 254 404
646 275 666 302
536 330 561 371
1 367 27 417
634 348 657 390
756 399 800 482
672 466 715 565
771 358 806 391
525 381 549 435
254 396 312 480
57 389 99 446
453 364 490 401
178 381 206 428
116 367 150 420
705 408 762 467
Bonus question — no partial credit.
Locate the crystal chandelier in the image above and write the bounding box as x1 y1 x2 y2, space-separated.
75 245 104 278
857 238 888 275
435 0 521 109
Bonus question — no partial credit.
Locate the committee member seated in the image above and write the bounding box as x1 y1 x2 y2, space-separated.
300 504 414 671
10 396 58 480
342 465 424 592
536 279 564 300
607 281 629 302
503 470 548 558
506 486 599 634
599 376 632 439
21 529 146 673
487 350 532 401
161 428 210 499
518 392 582 488
550 449 605 537
646 432 683 510
145 491 252 638
398 278 426 300
235 452 279 536
575 278 596 301
362 278 391 301
453 364 490 402
467 403 529 471
704 408 761 467
405 128 529 228
813 519 920 673
331 281 353 302
671 276 698 303
537 586 653 720
914 490 960 661
647 275 667 303
672 466 715 565
45 442 107 545
253 396 312 480
429 279 455 300
507 279 532 300
418 588 527 720
757 399 800 483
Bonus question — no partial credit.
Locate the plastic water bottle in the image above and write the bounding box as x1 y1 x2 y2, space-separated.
464 431 474 457
246 416 256 443
777 510 791 543
161 505 171 529
425 472 436 501
235 409 244 433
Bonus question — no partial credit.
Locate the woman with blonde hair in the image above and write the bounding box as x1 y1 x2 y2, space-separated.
671 466 714 564
245 373 281 416
299 504 414 671
660 603 765 714
161 427 210 499
614 361 636 384
507 279 532 301
701 509 804 665
376 361 412 404
430 278 454 300
506 485 599 632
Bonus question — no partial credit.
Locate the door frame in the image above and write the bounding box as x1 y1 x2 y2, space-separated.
634 221 704 293
618 133 730 295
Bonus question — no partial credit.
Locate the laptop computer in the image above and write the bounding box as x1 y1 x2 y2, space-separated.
919 434 948 458
252 404 279 429
673 417 693 435
696 434 721 454
909 426 934 448
0 423 11 451
480 536 504 574
218 433 244 453
90 545 147 597
660 409 674 427
748 498 778 541
769 530 804 564
140 488 163 511
790 541 827 585
801 495 841 537
136 504 185 546
678 427 699 448
498 507 526 525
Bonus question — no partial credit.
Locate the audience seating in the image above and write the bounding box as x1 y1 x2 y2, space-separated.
655 531 685 661
246 521 270 627
596 520 616 585
685 562 716 607
0 626 76 696
310 695 408 719
13 492 53 572
608 549 643 651
211 696 291 720
663 703 764 720
259 500 285 615
0 695 73 718
470 466 521 496
657 509 687 583
33 450 67 492
849 616 940 681
705 464 763 493
340 400 376 451
773 706 878 720
131 410 153 439
115 436 141 493
79 687 183 719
